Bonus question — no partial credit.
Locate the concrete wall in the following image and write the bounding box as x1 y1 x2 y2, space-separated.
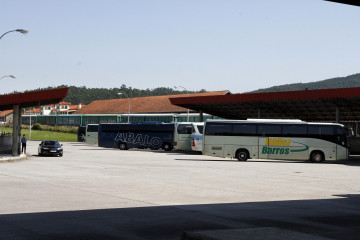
0 135 12 154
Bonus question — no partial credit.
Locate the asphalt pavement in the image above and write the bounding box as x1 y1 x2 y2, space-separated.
0 141 360 240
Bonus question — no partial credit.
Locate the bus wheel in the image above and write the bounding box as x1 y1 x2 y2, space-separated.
119 143 127 150
236 149 249 161
310 151 325 163
163 143 173 151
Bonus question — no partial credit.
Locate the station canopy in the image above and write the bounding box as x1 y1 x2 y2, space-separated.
325 0 360 7
169 87 360 122
0 88 69 111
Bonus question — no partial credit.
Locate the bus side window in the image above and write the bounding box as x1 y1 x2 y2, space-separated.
205 124 232 136
233 124 256 136
282 125 307 137
308 125 335 143
257 124 281 137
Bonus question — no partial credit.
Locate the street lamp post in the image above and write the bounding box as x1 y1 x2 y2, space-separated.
0 29 29 40
1 29 28 156
174 85 190 122
118 93 130 123
29 108 32 140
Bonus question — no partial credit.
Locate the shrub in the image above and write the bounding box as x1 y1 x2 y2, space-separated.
32 123 42 130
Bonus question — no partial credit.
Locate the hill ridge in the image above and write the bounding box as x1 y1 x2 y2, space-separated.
250 73 360 93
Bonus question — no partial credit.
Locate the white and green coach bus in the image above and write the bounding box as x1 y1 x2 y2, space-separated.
173 122 193 151
203 119 349 162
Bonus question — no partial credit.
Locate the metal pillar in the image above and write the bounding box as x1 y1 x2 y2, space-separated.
199 111 204 122
336 106 340 123
257 109 262 119
18 108 22 151
12 105 21 156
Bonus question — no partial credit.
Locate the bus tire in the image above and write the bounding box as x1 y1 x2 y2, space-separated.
163 143 173 151
119 142 128 150
310 151 325 163
236 149 249 161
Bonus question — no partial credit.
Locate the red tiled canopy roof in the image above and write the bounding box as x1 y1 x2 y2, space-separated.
0 88 69 111
169 87 360 121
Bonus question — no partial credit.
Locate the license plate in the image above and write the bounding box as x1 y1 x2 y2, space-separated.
50 150 56 153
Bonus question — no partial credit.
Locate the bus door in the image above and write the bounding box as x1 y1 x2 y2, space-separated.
336 126 349 160
85 124 99 145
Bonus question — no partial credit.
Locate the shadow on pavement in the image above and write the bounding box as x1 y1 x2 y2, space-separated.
1 194 360 240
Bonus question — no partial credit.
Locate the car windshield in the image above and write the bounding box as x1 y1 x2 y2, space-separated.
43 141 58 146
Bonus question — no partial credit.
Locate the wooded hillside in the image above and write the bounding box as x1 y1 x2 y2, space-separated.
26 85 206 105
251 73 360 93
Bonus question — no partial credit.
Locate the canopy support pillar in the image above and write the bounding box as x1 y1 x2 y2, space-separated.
336 106 341 123
12 105 21 156
199 111 204 122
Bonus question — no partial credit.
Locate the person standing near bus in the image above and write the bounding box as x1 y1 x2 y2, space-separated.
21 134 27 154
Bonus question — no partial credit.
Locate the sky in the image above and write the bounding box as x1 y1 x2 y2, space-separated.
0 0 359 94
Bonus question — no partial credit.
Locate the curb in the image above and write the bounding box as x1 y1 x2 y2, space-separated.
0 153 28 163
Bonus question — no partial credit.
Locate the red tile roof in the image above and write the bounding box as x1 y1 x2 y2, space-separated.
0 110 13 117
69 104 85 110
59 101 71 105
75 91 229 114
26 108 41 113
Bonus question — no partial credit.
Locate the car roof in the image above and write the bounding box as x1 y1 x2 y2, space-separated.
41 140 59 143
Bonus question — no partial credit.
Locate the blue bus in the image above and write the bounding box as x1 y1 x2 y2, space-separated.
98 123 175 151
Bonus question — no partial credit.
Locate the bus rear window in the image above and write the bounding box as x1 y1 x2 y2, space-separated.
87 125 98 132
177 124 192 134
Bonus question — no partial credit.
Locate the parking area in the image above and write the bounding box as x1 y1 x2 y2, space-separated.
1 141 360 239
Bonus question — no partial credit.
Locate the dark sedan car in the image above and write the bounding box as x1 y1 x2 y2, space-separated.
38 140 63 157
